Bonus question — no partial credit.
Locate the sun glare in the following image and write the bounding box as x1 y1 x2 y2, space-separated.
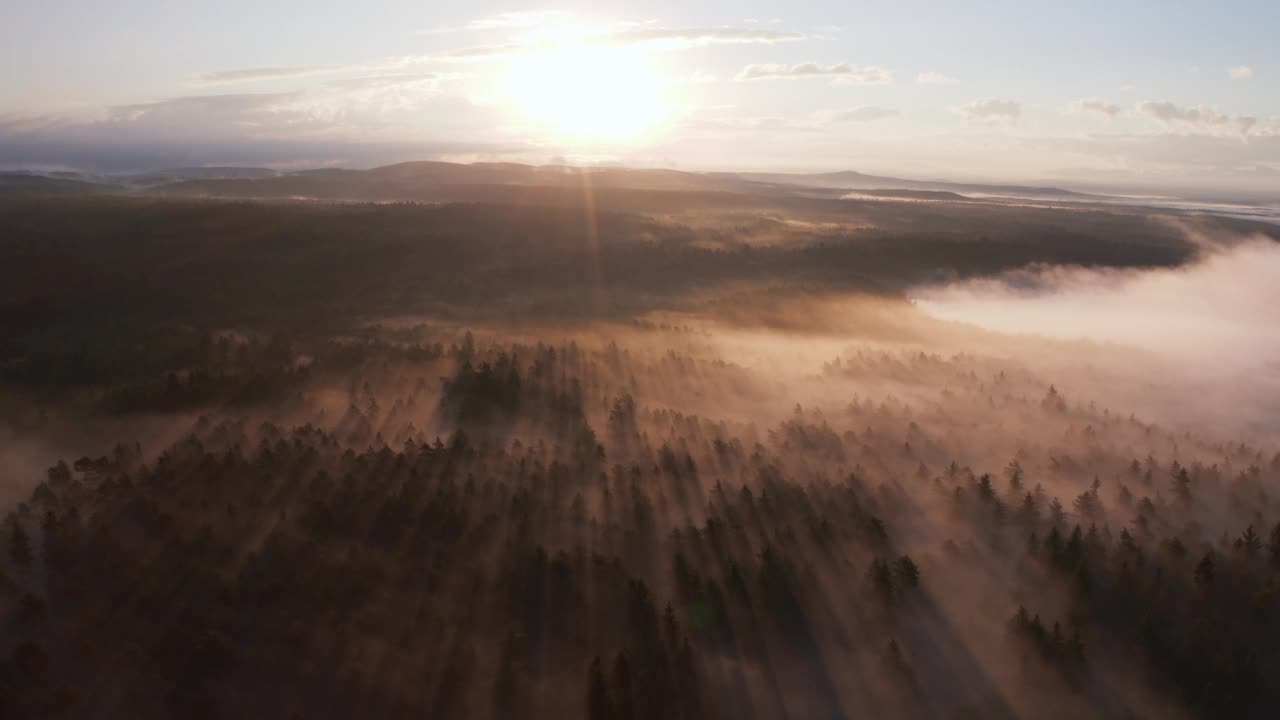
504 43 669 141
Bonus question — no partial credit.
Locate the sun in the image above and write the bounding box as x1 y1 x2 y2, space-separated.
503 43 670 141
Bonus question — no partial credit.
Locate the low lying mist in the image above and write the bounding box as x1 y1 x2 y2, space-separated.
913 236 1280 438
915 237 1280 367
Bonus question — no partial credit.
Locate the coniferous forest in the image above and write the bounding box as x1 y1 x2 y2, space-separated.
2 186 1279 719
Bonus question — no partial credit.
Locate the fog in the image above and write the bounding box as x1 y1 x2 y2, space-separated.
913 236 1280 439
915 238 1280 368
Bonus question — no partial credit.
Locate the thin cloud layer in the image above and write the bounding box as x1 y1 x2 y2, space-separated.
436 25 806 61
1069 97 1122 118
198 67 333 85
0 88 515 171
916 71 957 84
326 73 440 91
464 11 568 32
830 106 899 122
609 26 805 46
953 98 1021 123
1136 100 1257 136
197 56 436 86
736 63 891 83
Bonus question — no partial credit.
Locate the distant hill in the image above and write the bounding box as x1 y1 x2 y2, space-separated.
0 172 116 197
143 160 1105 204
6 160 1105 204
721 170 1100 200
1 167 281 194
148 161 788 202
119 166 280 188
841 188 973 201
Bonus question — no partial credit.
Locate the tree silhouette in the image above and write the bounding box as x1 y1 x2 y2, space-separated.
587 656 614 720
9 519 31 569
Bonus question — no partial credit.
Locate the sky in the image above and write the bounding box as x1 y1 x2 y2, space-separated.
2 1 1278 192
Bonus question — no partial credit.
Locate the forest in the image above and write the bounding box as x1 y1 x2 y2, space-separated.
1 181 1279 719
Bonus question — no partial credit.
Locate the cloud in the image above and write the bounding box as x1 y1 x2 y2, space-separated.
326 73 440 91
916 71 957 85
205 25 806 83
1229 65 1255 79
196 56 438 86
435 26 805 61
1136 100 1257 136
108 92 306 127
686 115 815 133
466 11 567 31
953 98 1021 123
198 66 333 85
0 88 519 172
696 105 900 133
423 10 570 35
736 63 891 83
595 26 806 48
830 106 899 122
1068 97 1122 118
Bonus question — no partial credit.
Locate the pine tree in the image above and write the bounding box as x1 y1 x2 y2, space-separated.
1019 492 1039 524
1171 468 1192 503
9 520 32 569
1049 498 1066 526
1239 526 1262 557
587 656 614 720
895 555 920 589
493 632 521 720
976 474 994 501
870 558 895 602
1194 553 1214 592
1005 459 1024 492
1270 522 1280 566
612 652 634 720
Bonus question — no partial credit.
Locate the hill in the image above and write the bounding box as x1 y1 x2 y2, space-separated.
145 161 1103 205
0 173 116 197
723 170 1100 200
